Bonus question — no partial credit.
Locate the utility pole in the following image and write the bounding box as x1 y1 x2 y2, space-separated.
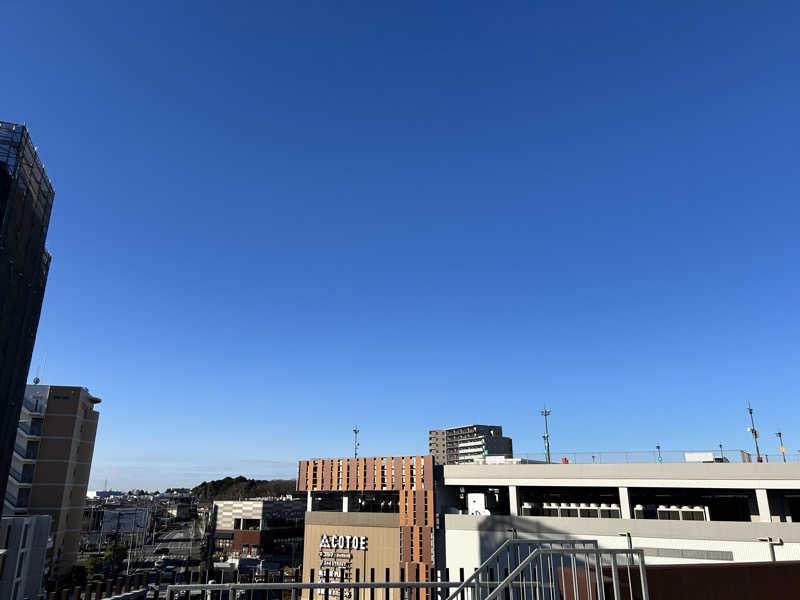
746 403 762 462
353 426 360 459
776 431 787 463
541 408 551 464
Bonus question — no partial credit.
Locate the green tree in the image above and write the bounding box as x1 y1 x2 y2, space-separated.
85 556 104 576
104 544 127 573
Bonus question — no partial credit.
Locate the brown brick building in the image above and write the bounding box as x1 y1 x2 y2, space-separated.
4 384 100 579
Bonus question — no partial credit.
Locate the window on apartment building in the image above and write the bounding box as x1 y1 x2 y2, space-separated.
21 524 28 547
233 518 242 530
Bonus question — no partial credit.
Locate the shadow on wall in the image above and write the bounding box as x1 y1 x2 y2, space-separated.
466 516 798 600
466 515 642 599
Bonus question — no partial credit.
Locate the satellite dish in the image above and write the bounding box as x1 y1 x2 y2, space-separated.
33 377 40 384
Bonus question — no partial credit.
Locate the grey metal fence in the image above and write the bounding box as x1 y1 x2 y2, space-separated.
444 538 599 600
167 544 648 600
514 448 800 464
21 584 148 599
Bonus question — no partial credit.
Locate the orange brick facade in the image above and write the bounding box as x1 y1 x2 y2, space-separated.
298 456 435 585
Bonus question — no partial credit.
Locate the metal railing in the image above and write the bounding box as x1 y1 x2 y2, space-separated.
170 581 464 600
513 449 800 464
168 559 648 600
485 547 647 600
19 585 148 599
168 541 648 600
445 538 598 600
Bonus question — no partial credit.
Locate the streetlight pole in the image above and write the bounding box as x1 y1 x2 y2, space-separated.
747 403 762 462
541 409 551 464
776 431 787 463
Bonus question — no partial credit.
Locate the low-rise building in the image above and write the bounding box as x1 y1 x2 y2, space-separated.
86 490 122 500
298 452 800 593
168 503 192 520
212 497 305 561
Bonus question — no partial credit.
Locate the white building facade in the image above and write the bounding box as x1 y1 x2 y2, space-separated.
438 462 800 574
0 515 51 600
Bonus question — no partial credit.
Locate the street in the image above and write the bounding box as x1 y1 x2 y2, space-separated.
139 519 202 569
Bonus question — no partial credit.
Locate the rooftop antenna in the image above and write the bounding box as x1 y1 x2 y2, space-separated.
746 402 762 462
353 426 360 459
540 406 551 464
33 351 47 384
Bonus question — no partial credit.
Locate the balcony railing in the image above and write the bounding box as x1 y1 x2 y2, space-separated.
7 466 33 484
17 420 42 436
4 490 29 509
13 442 38 460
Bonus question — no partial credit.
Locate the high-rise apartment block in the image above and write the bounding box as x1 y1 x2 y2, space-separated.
3 385 100 579
0 122 54 505
428 425 512 464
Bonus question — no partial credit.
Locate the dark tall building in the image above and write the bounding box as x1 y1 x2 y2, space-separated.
0 122 54 504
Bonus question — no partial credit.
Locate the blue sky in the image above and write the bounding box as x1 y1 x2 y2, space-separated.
4 2 800 490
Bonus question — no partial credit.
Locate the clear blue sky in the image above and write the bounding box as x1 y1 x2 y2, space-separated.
4 2 800 490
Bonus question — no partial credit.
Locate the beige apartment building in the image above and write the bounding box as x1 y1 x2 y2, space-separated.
4 384 100 579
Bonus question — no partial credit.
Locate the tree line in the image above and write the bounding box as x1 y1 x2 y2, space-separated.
191 476 297 500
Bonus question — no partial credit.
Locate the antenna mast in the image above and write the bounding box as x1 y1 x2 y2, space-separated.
746 402 762 462
353 426 360 458
540 407 551 464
